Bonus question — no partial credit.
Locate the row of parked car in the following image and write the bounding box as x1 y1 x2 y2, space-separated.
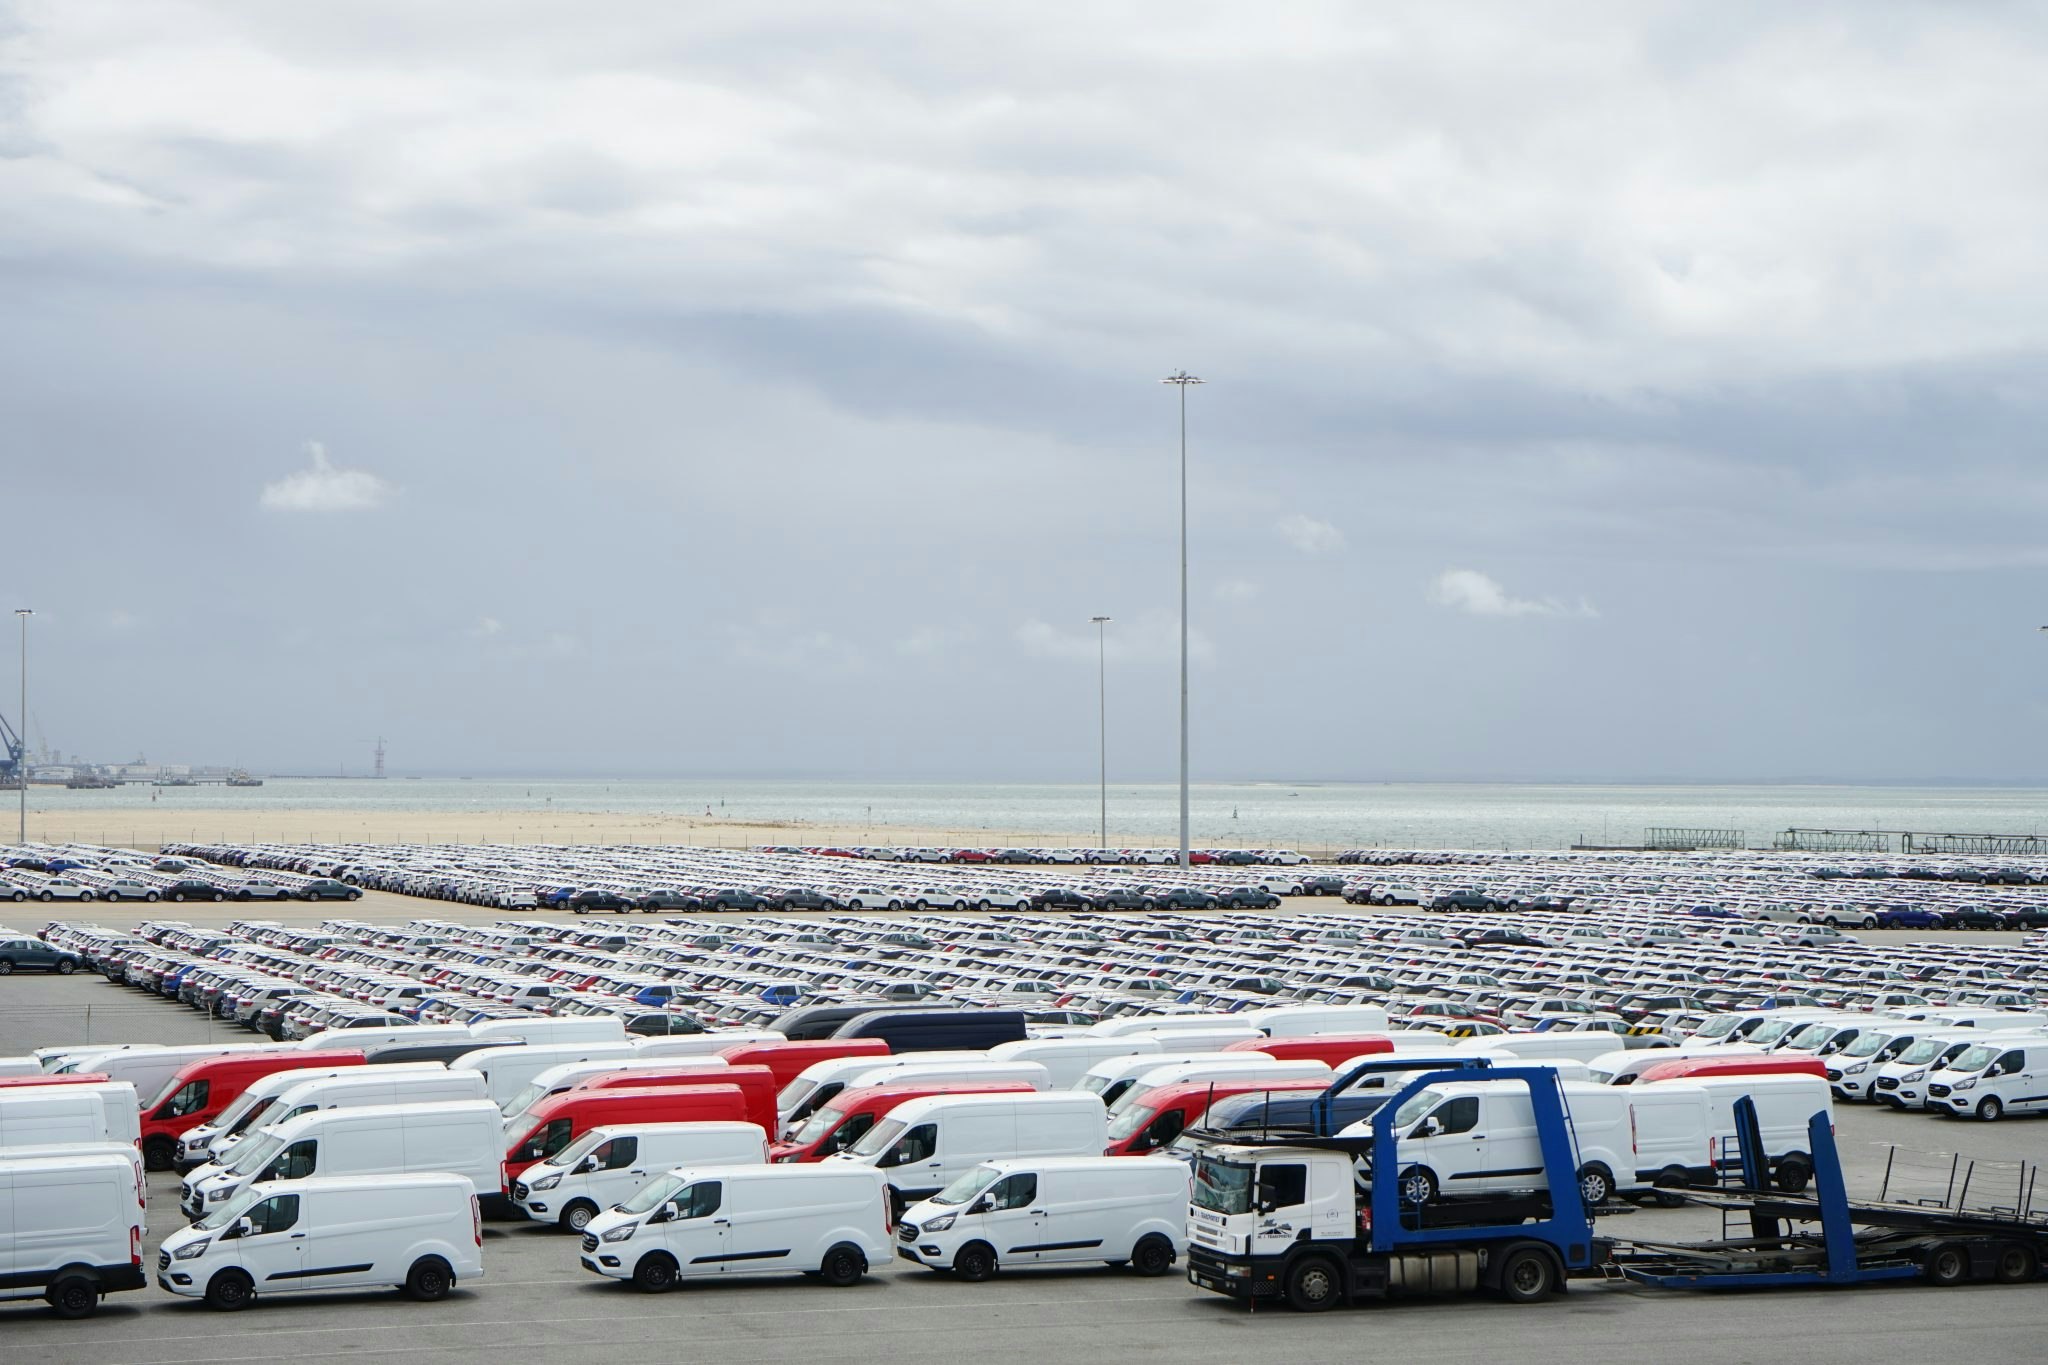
1 850 360 905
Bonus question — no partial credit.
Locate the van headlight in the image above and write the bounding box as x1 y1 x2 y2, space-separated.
171 1238 211 1260
1842 1062 1867 1075
1902 1069 1926 1083
921 1213 956 1232
529 1173 561 1191
1950 1078 1976 1091
600 1223 637 1242
207 1187 231 1202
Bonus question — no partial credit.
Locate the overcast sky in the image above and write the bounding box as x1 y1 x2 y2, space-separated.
5 1 2047 783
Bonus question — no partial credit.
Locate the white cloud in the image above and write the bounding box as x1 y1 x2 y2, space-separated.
468 616 503 639
1215 577 1259 604
1278 514 1344 555
1428 569 1597 619
260 441 393 513
1015 610 1214 665
105 608 137 630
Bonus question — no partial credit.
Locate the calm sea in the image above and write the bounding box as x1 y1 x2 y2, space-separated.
23 778 2048 851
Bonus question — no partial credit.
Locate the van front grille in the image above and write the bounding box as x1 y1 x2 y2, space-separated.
581 1233 599 1254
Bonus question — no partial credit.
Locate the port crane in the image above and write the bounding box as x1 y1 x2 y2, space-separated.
0 708 22 785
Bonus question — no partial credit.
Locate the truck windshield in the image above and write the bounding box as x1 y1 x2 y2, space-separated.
930 1164 1001 1207
1191 1157 1253 1215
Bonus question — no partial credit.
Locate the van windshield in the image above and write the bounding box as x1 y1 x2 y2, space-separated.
1895 1039 1946 1065
1106 1102 1159 1143
194 1184 267 1232
552 1130 610 1169
1842 1032 1896 1060
225 1130 285 1176
1693 1017 1739 1039
502 1081 553 1118
619 1172 685 1215
1785 1024 1835 1049
850 1116 906 1158
775 1077 819 1115
791 1105 854 1146
1191 1156 1252 1215
1391 1088 1444 1129
1949 1046 1998 1073
930 1164 1001 1207
1747 1019 1802 1046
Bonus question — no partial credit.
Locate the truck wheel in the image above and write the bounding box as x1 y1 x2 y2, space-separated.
1398 1166 1438 1206
1130 1234 1175 1276
952 1242 997 1282
1976 1097 2004 1122
1577 1165 1614 1206
46 1276 98 1320
143 1135 178 1172
1497 1246 1558 1303
1774 1158 1812 1194
1284 1255 1343 1312
404 1256 452 1301
204 1269 254 1311
1992 1242 2038 1283
818 1242 866 1287
559 1200 599 1233
632 1252 678 1292
1924 1244 1970 1286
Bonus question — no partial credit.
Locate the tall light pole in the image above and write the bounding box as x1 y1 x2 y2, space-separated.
1161 371 1202 867
14 609 29 845
1090 616 1111 847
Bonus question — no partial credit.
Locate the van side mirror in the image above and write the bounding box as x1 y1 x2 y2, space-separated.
575 1159 598 1174
1418 1117 1444 1138
968 1196 994 1215
226 1218 253 1240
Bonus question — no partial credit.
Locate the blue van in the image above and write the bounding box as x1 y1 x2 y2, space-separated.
832 1007 1029 1052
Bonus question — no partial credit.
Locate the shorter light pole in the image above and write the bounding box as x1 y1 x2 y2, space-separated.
14 609 29 846
1091 616 1111 847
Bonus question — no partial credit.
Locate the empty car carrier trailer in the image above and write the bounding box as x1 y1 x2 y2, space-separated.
1184 1066 2048 1310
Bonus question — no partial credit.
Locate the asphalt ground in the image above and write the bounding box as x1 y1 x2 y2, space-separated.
2 973 2045 1363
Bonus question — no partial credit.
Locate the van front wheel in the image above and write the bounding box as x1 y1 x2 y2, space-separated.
632 1252 678 1293
46 1276 98 1320
404 1256 452 1301
204 1269 254 1312
560 1200 599 1233
819 1242 867 1287
952 1242 997 1282
1130 1234 1175 1277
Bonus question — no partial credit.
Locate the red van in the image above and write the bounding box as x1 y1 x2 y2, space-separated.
571 1064 779 1135
135 1050 368 1170
502 1084 749 1183
0 1072 110 1088
1223 1035 1396 1067
1105 1078 1333 1156
715 1038 890 1090
1634 1055 1828 1085
769 1081 1037 1163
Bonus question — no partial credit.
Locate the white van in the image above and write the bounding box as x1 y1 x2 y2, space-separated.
1106 1059 1333 1116
176 1063 396 1167
294 1023 478 1053
1089 1013 1243 1038
1872 1029 2041 1110
580 1163 891 1290
1123 1026 1265 1053
898 1156 1188 1280
1460 1032 1623 1066
831 1090 1110 1209
157 1172 482 1310
35 1042 161 1072
1681 1074 1834 1190
1340 1079 1637 1205
513 1121 767 1231
987 1036 1163 1089
185 1100 506 1219
776 1051 1016 1132
208 1066 489 1168
1623 1083 1715 1199
1241 1004 1390 1037
840 1058 1052 1099
1821 1027 1940 1102
1928 1037 2048 1121
452 1041 640 1110
0 1154 147 1318
1588 1045 1751 1085
1078 1053 1248 1108
0 1056 44 1078
0 1083 141 1149
74 1045 281 1116
499 1055 729 1122
0 1144 147 1234
469 1016 627 1045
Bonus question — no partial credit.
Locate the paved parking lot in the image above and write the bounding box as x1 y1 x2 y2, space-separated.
3 972 2046 1363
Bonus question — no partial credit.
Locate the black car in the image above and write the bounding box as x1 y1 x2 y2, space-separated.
776 889 843 912
1298 874 1346 896
1152 888 1221 911
703 889 772 912
298 879 362 901
569 889 635 914
1217 888 1282 909
161 879 226 904
1462 928 1544 950
1090 889 1150 912
1941 907 2009 931
0 935 84 975
1999 906 2048 929
636 890 701 912
1030 888 1093 911
1428 890 1503 912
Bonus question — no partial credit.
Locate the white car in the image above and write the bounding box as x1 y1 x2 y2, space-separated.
31 879 96 903
99 879 160 903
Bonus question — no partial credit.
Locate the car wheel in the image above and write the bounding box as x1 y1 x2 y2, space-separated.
209 891 224 902
347 890 361 900
1977 1096 2005 1122
38 891 52 902
560 1200 599 1234
46 1276 98 1320
144 890 159 902
818 1242 866 1287
1398 1166 1438 1206
1130 1233 1175 1276
951 1241 997 1282
1497 1246 1558 1303
632 1252 678 1292
404 1256 453 1301
7 890 21 901
1284 1254 1343 1311
1775 1158 1812 1193
1577 1165 1614 1206
204 1269 254 1311
0 960 14 976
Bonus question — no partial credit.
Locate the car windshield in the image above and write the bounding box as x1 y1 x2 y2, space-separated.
551 1130 610 1168
225 1129 285 1175
194 1184 268 1232
849 1116 906 1158
619 1172 685 1215
1191 1156 1253 1215
1949 1046 1998 1073
1392 1087 1444 1129
930 1164 1001 1207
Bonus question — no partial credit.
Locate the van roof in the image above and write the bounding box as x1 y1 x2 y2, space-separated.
970 1155 1192 1177
526 1083 746 1117
0 1151 139 1176
247 1171 475 1197
264 1099 501 1135
823 1081 1037 1112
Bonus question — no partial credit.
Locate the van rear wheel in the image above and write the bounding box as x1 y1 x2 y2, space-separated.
204 1269 254 1311
1577 1165 1614 1206
560 1200 599 1233
1774 1158 1812 1193
632 1252 678 1292
1130 1234 1175 1277
404 1256 452 1301
819 1242 867 1287
951 1242 996 1281
143 1136 177 1172
46 1277 98 1320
